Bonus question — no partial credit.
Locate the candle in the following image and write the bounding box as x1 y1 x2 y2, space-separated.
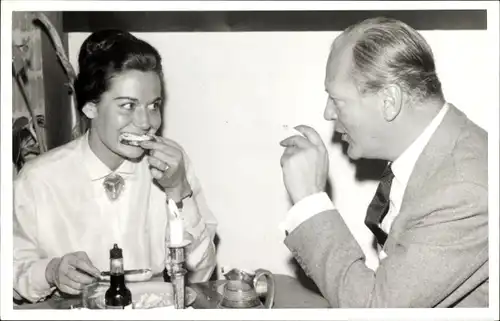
167 199 183 245
167 198 180 219
169 218 184 246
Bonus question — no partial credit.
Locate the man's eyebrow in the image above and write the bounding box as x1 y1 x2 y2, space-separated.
326 89 342 99
325 90 337 99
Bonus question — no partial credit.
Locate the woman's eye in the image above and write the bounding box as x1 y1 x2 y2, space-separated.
120 102 135 110
148 102 161 110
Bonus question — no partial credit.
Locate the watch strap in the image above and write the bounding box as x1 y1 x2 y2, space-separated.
175 189 194 211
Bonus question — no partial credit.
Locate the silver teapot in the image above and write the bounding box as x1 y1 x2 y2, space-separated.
218 268 275 309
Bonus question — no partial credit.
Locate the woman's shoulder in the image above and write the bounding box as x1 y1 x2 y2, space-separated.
16 137 84 182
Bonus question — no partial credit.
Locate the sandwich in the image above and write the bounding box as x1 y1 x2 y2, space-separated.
119 132 155 147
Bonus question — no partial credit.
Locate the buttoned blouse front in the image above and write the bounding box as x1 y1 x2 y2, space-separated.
13 132 216 302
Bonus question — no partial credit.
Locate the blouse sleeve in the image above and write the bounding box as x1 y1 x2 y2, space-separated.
179 151 218 282
13 170 56 302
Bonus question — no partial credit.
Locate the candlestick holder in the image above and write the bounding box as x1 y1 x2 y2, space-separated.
166 239 191 309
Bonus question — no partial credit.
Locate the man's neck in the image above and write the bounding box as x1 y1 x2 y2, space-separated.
387 98 445 162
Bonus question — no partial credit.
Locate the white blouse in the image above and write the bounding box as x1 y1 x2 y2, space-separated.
13 132 218 302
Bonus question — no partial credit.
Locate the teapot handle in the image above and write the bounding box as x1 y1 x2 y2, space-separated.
253 269 275 309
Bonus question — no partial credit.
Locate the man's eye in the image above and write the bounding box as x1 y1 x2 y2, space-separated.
332 97 344 107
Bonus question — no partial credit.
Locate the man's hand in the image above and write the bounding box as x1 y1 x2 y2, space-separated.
280 125 329 204
140 136 192 202
45 251 101 296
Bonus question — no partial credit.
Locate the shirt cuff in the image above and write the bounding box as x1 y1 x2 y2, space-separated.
279 192 335 234
184 217 206 239
185 235 212 271
30 258 56 301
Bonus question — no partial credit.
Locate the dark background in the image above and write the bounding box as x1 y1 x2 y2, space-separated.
63 10 487 33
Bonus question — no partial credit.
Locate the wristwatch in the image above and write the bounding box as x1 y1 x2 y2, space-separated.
175 189 193 211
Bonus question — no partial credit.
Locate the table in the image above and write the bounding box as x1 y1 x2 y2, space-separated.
14 274 330 309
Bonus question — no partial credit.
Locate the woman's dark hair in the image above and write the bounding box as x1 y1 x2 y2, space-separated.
74 29 164 119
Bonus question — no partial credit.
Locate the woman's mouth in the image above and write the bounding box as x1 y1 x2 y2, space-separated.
119 132 155 147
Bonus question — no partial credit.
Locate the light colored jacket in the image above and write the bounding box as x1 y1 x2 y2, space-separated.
285 104 488 307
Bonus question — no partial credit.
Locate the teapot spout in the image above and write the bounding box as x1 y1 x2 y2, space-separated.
222 267 254 283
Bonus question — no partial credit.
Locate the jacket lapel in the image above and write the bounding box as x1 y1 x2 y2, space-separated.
385 104 468 248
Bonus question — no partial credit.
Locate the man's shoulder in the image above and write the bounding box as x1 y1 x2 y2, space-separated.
449 118 488 186
403 112 488 216
423 107 488 188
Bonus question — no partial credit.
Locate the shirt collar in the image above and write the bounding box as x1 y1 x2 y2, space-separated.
81 131 138 181
391 102 449 187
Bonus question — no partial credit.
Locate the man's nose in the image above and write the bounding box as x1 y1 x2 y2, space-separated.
324 98 338 121
133 107 152 131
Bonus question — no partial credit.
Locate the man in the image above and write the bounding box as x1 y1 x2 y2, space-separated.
279 17 488 307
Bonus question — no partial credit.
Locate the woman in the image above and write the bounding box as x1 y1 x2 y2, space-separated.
13 30 218 303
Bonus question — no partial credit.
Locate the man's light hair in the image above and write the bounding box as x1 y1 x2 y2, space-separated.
333 17 444 103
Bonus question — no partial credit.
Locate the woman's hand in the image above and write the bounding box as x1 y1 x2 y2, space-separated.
140 136 192 202
45 251 101 295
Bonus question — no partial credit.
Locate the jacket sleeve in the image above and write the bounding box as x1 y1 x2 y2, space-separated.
13 171 56 303
284 181 488 307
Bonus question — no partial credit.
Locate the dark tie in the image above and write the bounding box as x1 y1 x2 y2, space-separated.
365 164 395 246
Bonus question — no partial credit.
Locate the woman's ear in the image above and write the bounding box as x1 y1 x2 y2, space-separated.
82 102 98 119
381 85 403 122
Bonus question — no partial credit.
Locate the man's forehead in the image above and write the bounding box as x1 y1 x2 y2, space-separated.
325 49 353 86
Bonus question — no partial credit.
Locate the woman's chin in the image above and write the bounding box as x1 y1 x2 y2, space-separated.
118 145 146 160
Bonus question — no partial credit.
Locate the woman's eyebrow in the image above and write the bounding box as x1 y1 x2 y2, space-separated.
113 96 162 105
113 96 139 102
149 97 162 104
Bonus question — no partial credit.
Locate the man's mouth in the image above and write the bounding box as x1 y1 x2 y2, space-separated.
335 129 346 139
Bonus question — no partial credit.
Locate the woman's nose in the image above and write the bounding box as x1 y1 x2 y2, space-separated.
324 98 338 121
133 107 151 130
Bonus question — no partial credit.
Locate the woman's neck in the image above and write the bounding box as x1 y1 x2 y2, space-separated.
88 129 124 171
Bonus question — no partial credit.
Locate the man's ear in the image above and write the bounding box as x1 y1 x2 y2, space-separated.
82 102 98 119
381 85 403 122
